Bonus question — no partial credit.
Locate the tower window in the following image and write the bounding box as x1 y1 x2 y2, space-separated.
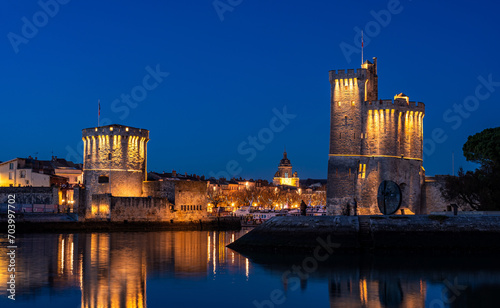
351 101 355 106
337 102 341 107
339 133 342 139
108 153 112 160
345 116 348 125
98 175 109 183
358 164 366 179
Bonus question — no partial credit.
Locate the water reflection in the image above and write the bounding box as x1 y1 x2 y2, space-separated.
1 232 500 307
328 277 423 307
82 233 146 308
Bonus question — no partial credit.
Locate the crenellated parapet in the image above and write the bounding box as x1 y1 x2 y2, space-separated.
329 68 368 82
82 125 149 139
365 99 425 114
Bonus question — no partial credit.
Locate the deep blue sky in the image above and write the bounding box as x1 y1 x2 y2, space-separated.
1 0 499 180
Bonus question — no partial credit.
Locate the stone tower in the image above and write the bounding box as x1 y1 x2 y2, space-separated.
82 125 149 217
327 58 425 215
273 150 299 187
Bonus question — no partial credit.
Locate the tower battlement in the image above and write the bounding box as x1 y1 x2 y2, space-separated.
82 124 149 139
365 99 425 112
329 68 367 81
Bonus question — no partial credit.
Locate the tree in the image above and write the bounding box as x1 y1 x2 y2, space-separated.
462 127 500 169
442 127 500 211
207 189 228 216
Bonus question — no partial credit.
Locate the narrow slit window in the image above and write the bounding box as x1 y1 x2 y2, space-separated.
358 164 366 179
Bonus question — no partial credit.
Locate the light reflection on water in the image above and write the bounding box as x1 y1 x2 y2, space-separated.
1 231 500 308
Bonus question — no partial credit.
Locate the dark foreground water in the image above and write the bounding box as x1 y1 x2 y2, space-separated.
1 231 500 308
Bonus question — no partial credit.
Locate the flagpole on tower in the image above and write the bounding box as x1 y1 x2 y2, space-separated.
98 99 100 127
361 30 364 66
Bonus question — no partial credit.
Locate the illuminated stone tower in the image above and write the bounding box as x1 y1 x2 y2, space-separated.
273 150 299 187
327 58 425 215
82 125 149 217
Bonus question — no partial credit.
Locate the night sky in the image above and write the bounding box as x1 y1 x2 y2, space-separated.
2 0 499 180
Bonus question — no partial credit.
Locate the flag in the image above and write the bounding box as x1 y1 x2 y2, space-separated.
98 100 101 117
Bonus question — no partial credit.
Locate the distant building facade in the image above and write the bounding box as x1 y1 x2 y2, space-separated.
273 150 299 187
0 157 82 188
0 157 82 212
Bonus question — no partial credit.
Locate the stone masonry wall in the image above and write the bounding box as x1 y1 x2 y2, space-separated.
327 157 424 215
142 180 175 202
174 181 208 221
0 186 59 206
422 175 467 213
110 196 172 222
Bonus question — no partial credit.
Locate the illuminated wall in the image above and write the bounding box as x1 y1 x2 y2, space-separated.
82 125 149 219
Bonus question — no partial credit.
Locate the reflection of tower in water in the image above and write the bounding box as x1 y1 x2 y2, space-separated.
81 233 147 308
79 231 250 308
328 277 426 308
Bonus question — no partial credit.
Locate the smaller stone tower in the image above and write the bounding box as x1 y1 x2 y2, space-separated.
273 150 299 187
82 125 149 217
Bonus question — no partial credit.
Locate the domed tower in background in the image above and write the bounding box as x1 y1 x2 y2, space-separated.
273 150 299 187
